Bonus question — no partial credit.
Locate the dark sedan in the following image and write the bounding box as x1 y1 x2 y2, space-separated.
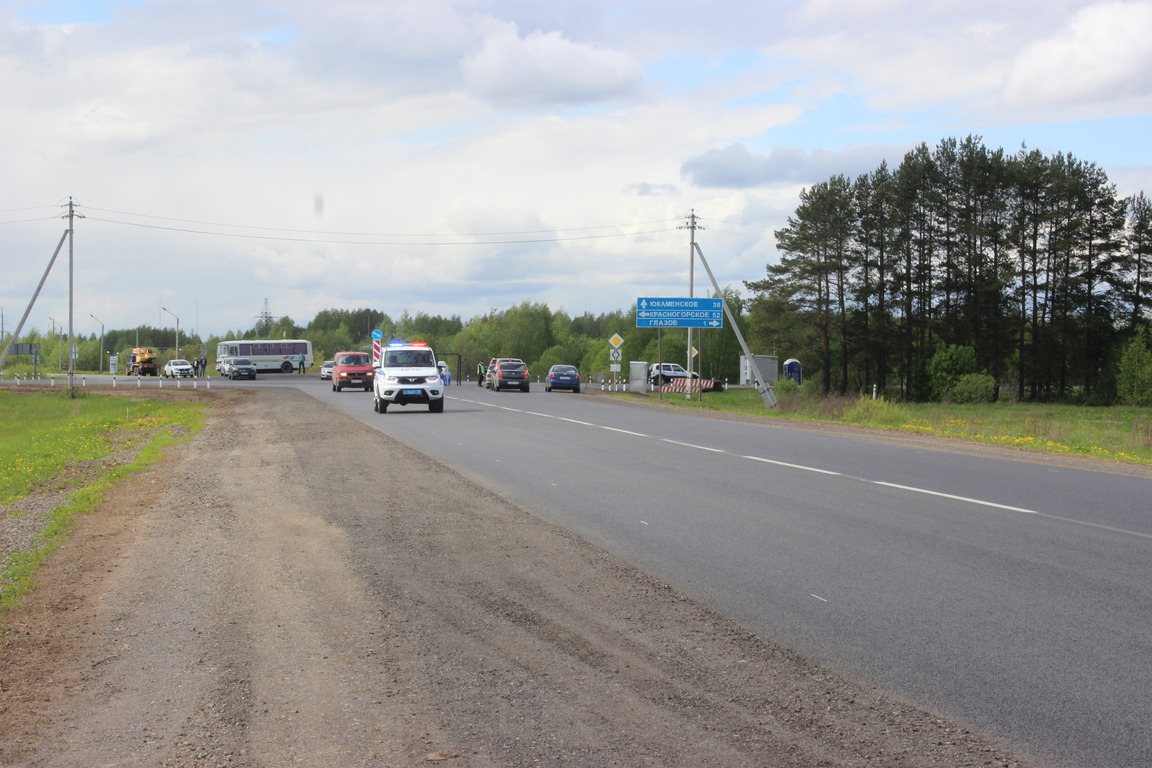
491 360 530 392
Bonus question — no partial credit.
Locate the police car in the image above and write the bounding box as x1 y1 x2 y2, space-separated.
372 341 445 413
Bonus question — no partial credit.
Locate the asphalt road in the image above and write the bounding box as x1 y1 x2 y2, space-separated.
50 373 1152 768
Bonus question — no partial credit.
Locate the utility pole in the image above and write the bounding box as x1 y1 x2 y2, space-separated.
64 197 83 395
680 210 703 399
690 233 778 409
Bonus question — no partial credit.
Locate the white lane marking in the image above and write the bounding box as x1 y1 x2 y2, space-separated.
872 482 1152 540
743 455 842 476
558 417 595 426
811 594 828 602
872 482 1040 515
602 426 649 437
661 438 724 452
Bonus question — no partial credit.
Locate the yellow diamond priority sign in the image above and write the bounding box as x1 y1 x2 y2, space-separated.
609 333 624 348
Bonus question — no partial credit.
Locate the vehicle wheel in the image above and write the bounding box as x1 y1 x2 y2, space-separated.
281 361 293 373
429 398 444 413
522 385 530 393
334 383 341 392
545 385 551 392
574 387 580 394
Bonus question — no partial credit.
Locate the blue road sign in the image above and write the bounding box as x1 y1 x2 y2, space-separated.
636 297 724 328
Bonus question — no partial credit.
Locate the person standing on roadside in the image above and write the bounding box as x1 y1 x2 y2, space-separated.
297 354 306 374
477 361 486 386
200 355 208 377
192 358 200 377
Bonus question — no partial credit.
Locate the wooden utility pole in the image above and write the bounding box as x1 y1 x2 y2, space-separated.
65 197 83 396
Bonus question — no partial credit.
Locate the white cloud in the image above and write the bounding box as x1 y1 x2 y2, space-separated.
462 28 645 109
1001 1 1152 115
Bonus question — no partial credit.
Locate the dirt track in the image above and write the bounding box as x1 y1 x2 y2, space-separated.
1 386 1046 767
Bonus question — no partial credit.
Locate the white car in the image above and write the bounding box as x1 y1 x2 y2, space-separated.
372 342 445 413
163 359 195 377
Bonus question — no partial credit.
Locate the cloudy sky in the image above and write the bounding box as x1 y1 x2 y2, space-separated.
3 0 1151 340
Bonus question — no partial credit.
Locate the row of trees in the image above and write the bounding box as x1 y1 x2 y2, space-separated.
2 301 748 386
747 136 1151 403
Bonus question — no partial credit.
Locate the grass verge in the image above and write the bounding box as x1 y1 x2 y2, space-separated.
0 390 207 623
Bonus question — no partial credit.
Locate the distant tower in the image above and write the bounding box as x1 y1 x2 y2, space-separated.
256 298 274 337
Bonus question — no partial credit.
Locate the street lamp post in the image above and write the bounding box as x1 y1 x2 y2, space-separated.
89 313 104 373
49 316 61 370
161 306 180 359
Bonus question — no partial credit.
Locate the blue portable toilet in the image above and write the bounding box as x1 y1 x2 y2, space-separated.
783 358 802 386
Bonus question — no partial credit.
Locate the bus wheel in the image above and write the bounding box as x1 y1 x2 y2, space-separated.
281 361 294 373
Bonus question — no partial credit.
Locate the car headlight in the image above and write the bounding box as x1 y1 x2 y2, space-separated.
383 375 400 384
426 375 440 383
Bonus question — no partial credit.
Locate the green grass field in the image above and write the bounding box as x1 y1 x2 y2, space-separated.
636 387 1152 466
0 390 206 618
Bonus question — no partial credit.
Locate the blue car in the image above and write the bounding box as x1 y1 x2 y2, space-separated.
545 364 581 393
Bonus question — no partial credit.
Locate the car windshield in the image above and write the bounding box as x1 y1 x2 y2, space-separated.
339 354 370 366
234 359 252 365
499 361 527 371
384 350 435 367
171 360 189 366
552 365 576 373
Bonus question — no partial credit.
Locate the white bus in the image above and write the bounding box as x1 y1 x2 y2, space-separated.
215 339 314 374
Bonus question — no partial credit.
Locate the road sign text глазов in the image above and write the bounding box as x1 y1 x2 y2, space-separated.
636 297 724 328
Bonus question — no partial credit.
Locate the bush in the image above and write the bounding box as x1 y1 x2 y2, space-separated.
842 395 909 426
774 377 799 395
948 373 998 404
1116 330 1152 407
927 344 980 401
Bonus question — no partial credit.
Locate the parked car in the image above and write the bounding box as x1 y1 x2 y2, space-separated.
228 357 257 380
485 358 524 389
163 359 195 378
331 351 374 392
545 364 580 393
648 362 724 390
648 362 698 385
491 359 530 392
319 360 334 380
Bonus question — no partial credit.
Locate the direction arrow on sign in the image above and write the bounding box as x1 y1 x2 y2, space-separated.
636 297 724 328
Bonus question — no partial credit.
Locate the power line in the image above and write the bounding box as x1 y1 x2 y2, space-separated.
82 206 682 238
83 214 678 246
